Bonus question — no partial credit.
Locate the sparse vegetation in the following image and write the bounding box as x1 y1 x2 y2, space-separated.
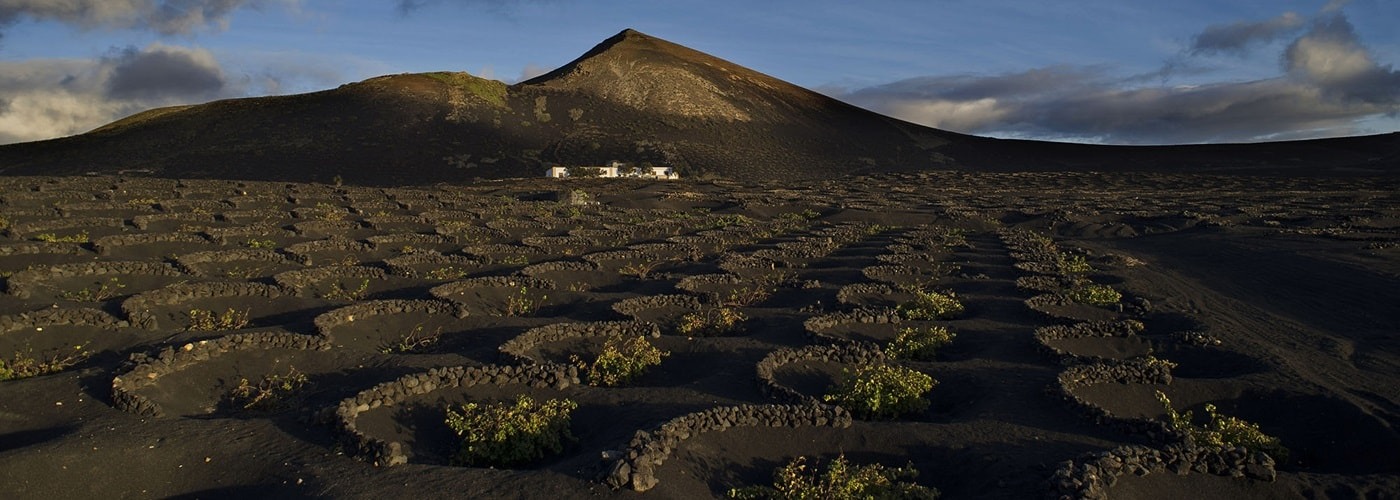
896 287 964 320
728 454 938 500
618 260 665 280
572 334 669 387
425 266 473 280
221 264 269 279
444 394 576 467
706 214 755 230
323 278 371 301
379 323 444 354
722 285 773 307
313 202 346 221
823 364 935 420
1156 391 1288 461
865 223 897 236
0 344 91 381
496 254 531 266
886 326 955 361
224 366 310 411
57 277 126 301
676 307 746 337
500 287 547 317
187 307 252 331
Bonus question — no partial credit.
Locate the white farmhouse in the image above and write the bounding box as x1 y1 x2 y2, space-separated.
545 161 678 179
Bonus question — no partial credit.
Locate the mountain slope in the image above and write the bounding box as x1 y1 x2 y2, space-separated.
0 29 1395 185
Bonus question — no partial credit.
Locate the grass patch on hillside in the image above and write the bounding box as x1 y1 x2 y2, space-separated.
423 72 508 108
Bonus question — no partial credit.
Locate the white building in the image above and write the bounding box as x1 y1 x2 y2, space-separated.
545 161 678 179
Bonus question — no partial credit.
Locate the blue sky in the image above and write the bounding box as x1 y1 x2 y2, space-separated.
0 0 1396 145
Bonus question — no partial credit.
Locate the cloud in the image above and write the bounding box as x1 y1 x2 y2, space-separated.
840 7 1398 144
1284 13 1400 103
1190 12 1303 55
394 0 560 15
0 0 294 37
0 42 342 145
104 43 225 99
517 63 548 82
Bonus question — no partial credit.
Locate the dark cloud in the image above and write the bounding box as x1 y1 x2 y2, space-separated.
1190 12 1303 55
0 43 347 145
0 0 286 36
104 44 225 99
841 8 1398 144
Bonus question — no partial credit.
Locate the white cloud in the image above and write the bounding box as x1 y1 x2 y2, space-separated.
877 97 1011 132
839 7 1398 144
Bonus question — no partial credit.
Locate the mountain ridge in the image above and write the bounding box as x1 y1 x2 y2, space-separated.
0 28 1395 185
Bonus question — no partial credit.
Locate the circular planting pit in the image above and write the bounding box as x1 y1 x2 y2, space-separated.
313 299 472 354
120 341 339 418
7 261 188 301
611 295 703 325
91 233 213 259
1152 344 1271 379
1042 336 1153 362
176 248 301 280
1025 293 1124 322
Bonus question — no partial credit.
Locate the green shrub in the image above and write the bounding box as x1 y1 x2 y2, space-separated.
823 364 935 420
574 335 669 387
1156 391 1288 461
187 308 251 331
1068 284 1121 306
1056 252 1093 275
444 395 577 467
32 231 89 243
676 307 746 337
0 344 90 381
240 238 277 249
727 454 939 499
896 288 964 320
886 326 955 361
224 366 310 411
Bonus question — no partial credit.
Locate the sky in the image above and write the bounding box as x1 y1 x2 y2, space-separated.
0 0 1397 146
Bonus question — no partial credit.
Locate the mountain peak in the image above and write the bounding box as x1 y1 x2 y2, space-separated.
520 28 828 121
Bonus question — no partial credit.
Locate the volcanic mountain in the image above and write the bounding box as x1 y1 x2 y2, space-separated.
0 29 1395 185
